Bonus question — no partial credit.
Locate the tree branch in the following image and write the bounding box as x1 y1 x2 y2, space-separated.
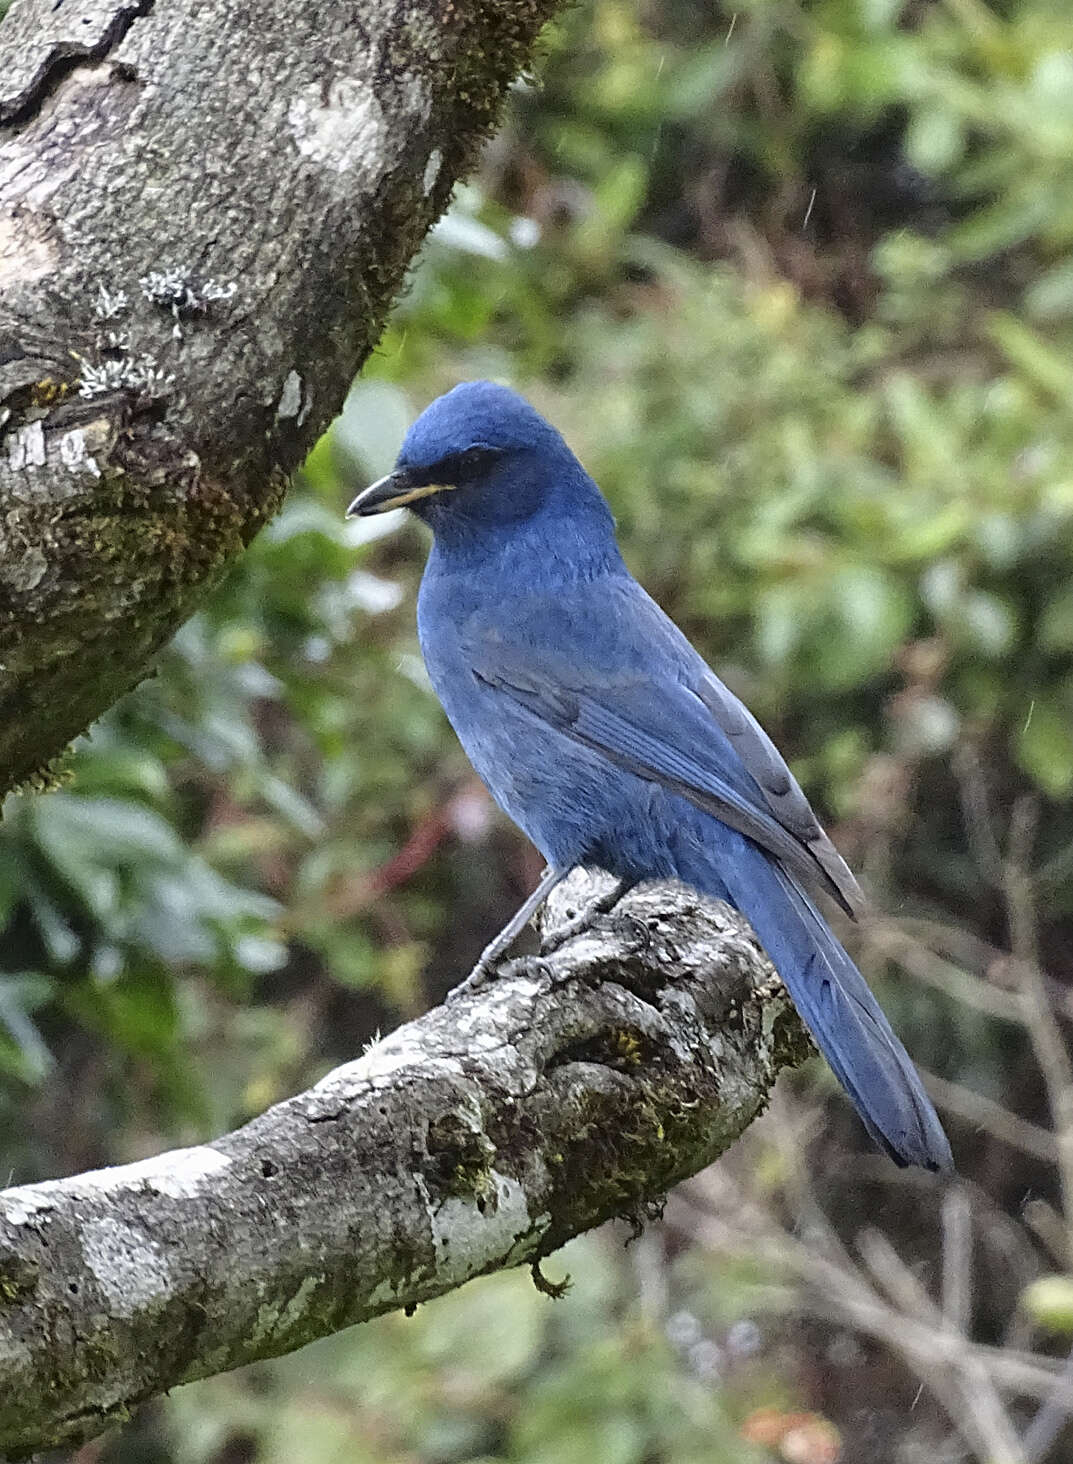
0 0 559 796
0 873 807 1455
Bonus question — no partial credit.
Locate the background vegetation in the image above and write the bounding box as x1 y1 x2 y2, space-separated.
5 0 1073 1459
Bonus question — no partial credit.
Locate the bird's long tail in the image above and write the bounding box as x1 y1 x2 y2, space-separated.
690 831 952 1170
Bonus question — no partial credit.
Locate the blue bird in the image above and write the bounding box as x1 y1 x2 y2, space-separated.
348 380 952 1172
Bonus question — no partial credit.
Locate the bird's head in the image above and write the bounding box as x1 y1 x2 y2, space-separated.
346 381 613 545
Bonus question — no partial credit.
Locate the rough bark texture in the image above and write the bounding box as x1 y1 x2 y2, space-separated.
0 873 807 1455
0 0 558 797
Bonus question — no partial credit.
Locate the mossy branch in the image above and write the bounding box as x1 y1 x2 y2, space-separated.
0 0 560 796
0 873 805 1454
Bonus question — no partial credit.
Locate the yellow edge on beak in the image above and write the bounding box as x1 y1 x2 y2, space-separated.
348 477 458 516
372 481 455 512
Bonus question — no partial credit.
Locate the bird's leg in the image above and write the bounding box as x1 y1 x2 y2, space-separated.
539 874 632 954
449 866 569 999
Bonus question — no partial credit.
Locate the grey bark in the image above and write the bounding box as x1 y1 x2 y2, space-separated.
0 0 558 797
0 872 807 1455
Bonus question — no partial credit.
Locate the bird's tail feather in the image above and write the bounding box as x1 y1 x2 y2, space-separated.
706 838 952 1171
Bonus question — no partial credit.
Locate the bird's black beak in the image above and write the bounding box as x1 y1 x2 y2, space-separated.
346 468 452 517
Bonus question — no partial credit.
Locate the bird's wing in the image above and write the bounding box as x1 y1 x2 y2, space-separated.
689 669 865 915
461 589 865 917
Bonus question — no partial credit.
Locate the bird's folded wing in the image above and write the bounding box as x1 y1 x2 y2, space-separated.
465 623 864 917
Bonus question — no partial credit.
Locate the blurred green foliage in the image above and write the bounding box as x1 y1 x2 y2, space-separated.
4 0 1073 1459
162 1235 772 1464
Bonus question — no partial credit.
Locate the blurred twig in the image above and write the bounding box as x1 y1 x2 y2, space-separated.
1004 796 1073 1263
866 919 1021 1023
693 773 1073 1463
1024 1349 1073 1464
942 1183 973 1336
920 1069 1057 1165
952 743 1005 886
668 1175 1064 1463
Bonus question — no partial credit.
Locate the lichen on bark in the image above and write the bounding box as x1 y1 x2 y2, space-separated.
0 0 562 796
0 874 803 1455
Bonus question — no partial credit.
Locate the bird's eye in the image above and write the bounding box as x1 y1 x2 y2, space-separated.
459 446 497 471
423 445 503 485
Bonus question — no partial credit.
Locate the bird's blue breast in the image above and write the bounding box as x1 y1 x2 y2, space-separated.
417 544 664 872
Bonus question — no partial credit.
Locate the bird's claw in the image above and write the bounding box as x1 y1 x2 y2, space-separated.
446 954 500 1003
448 873 626 1001
445 960 491 995
447 866 570 1001
539 878 628 955
539 910 594 954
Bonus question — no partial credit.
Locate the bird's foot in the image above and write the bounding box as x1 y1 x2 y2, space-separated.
539 877 630 955
447 866 569 1003
446 953 500 1003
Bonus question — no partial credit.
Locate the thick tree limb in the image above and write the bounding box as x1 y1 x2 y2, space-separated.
0 0 559 797
0 873 807 1455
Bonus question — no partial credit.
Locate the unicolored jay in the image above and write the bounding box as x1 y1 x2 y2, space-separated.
348 380 952 1172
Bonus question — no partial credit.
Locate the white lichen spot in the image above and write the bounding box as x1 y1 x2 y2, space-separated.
0 1188 55 1226
202 278 237 303
430 1173 535 1286
251 1272 321 1345
423 148 443 194
3 1145 231 1219
453 978 543 1036
140 268 238 338
277 369 303 420
58 428 101 477
310 1032 474 1107
78 1144 231 1201
77 354 174 400
0 213 58 289
653 988 703 1062
0 546 47 592
81 1216 174 1318
6 421 45 470
0 1322 32 1372
287 74 427 176
94 284 129 321
140 267 238 314
451 1023 516 1055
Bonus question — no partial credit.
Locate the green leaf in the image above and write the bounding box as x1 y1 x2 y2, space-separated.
905 108 965 173
1017 698 1073 798
988 313 1073 401
1039 585 1073 653
32 794 184 867
1022 1275 1073 1333
418 1271 545 1385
